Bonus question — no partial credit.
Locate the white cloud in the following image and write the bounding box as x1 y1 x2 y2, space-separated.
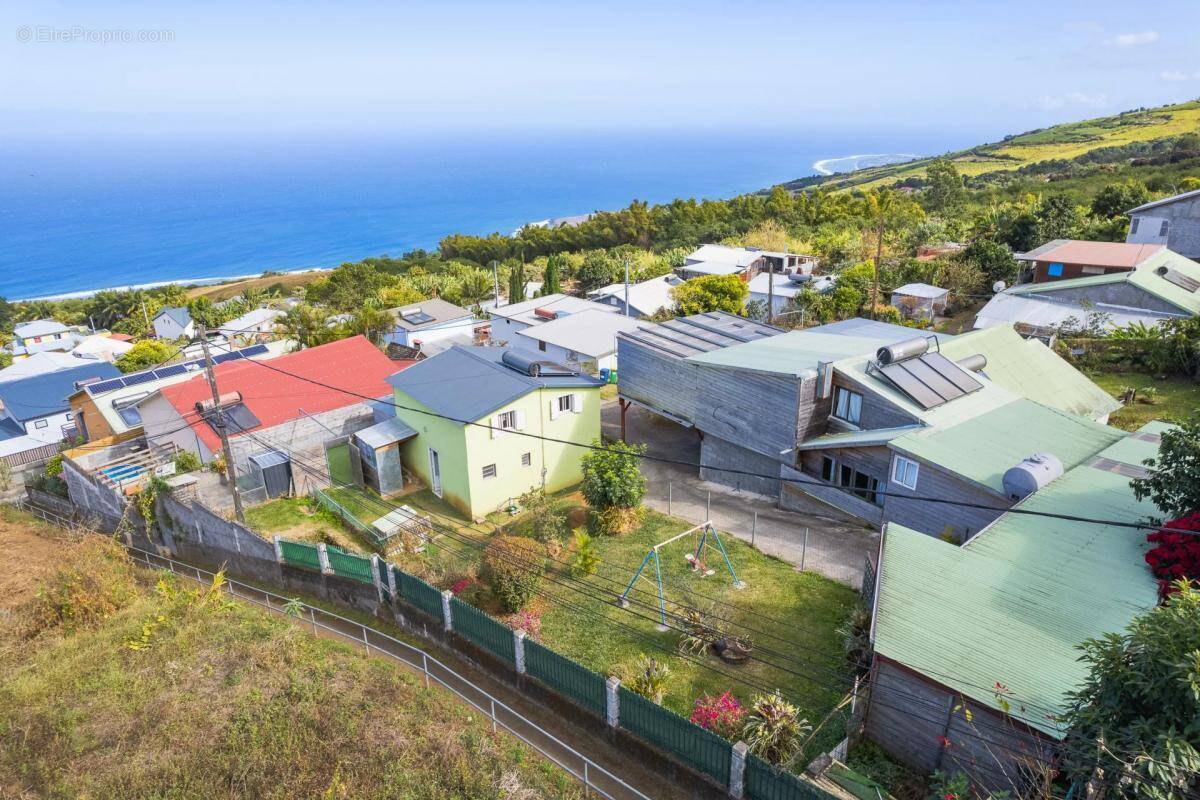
1107 31 1159 47
1036 92 1110 111
1161 69 1200 82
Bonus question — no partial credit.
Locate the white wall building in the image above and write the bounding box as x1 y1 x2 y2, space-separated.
486 293 620 345
383 298 481 356
512 308 645 373
152 307 195 340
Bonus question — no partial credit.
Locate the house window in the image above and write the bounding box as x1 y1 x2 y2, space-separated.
1130 218 1140 234
820 456 836 482
538 341 547 352
521 452 532 466
892 456 920 490
1160 220 1170 237
832 387 862 425
1080 266 1105 275
34 419 48 429
497 410 518 430
828 462 883 506
1047 263 1064 277
482 464 497 479
557 395 574 414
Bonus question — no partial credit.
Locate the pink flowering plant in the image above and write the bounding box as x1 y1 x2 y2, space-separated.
690 691 745 740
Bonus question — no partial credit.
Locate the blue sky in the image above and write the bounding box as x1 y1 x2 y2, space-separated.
3 0 1199 141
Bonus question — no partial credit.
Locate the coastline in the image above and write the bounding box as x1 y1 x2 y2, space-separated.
812 153 920 176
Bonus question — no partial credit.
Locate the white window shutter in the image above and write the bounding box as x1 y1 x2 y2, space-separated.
549 399 559 421
571 393 582 413
515 410 526 430
490 415 498 439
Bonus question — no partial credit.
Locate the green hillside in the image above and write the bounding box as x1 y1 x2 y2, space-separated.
788 99 1200 191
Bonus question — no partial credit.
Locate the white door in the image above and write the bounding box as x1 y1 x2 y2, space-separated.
428 448 442 497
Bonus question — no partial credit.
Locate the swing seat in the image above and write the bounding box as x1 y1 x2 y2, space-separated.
684 553 697 563
702 568 715 577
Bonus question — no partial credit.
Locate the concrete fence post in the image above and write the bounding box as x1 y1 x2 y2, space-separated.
386 563 397 603
605 676 620 728
317 543 331 574
273 535 283 563
441 590 453 632
194 520 204 545
513 629 527 674
729 742 749 798
370 554 384 602
800 527 809 572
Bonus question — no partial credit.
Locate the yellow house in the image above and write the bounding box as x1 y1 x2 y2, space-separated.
385 346 604 519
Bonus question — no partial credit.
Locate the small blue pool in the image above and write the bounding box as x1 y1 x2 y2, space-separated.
100 463 147 485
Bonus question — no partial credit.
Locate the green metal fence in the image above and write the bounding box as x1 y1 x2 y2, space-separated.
745 755 826 800
398 571 444 619
312 487 375 539
279 539 321 571
378 560 393 601
450 597 515 663
619 687 731 786
525 639 606 717
326 547 374 584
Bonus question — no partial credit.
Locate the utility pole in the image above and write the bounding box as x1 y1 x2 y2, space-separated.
623 256 631 317
140 295 151 332
198 322 245 522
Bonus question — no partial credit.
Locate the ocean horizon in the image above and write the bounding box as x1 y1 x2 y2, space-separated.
0 129 955 301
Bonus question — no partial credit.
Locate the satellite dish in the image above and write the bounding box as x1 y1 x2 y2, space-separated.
992 280 1007 293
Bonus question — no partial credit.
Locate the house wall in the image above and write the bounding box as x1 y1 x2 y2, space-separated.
385 317 477 349
1028 281 1189 315
881 453 1009 540
395 393 474 515
699 435 782 497
866 657 1056 796
831 373 921 432
780 464 883 526
1127 195 1200 258
1031 260 1131 283
226 402 375 485
510 336 610 374
153 316 192 341
139 394 216 462
486 313 533 346
70 392 115 442
21 409 75 442
784 445 891 525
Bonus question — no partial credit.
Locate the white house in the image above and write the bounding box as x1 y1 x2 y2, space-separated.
384 298 482 356
486 293 620 345
71 333 135 363
218 307 285 341
152 307 195 340
512 308 645 373
0 361 120 463
747 272 806 316
588 274 683 318
679 244 766 280
8 319 77 360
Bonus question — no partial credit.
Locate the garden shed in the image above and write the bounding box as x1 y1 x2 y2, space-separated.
890 283 948 321
353 416 418 497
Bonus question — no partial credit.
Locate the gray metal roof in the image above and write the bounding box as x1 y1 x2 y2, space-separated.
1127 186 1200 214
387 345 602 422
248 450 290 469
13 319 69 338
391 298 473 331
155 306 192 327
355 416 419 449
617 311 782 359
0 361 121 423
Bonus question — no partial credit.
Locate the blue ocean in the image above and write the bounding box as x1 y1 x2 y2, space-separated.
0 129 961 300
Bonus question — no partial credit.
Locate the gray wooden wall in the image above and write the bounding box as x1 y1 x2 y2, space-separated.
882 459 1010 540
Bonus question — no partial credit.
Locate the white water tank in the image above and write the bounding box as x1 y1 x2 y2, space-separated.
1002 453 1063 501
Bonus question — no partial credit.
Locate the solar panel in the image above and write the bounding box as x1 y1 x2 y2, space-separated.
402 311 434 324
87 378 125 395
879 352 984 409
155 363 187 378
203 402 261 434
121 371 158 387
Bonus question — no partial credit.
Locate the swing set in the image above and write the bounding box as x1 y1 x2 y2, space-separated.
617 521 745 630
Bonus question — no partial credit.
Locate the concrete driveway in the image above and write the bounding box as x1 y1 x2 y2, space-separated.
602 400 878 589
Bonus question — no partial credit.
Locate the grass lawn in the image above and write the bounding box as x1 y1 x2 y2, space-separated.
1085 371 1200 431
244 495 373 554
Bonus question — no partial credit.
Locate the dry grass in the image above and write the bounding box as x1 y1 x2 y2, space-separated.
0 515 578 799
184 270 329 301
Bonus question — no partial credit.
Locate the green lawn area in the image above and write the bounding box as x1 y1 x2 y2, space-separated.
1085 371 1200 431
244 495 374 554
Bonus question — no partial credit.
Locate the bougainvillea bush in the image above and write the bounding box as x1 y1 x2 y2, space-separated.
1144 511 1200 599
690 692 745 740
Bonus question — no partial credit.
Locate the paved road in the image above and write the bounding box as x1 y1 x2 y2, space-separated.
602 401 878 589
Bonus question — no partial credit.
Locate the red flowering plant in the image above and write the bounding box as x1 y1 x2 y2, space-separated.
503 607 543 640
1144 510 1200 599
690 691 746 740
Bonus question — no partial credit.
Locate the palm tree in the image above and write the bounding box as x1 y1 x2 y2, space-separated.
277 303 333 349
860 188 922 316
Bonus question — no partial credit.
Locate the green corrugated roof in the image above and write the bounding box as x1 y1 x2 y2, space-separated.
685 331 895 377
890 398 1125 495
937 326 1121 420
873 425 1163 737
1010 249 1200 315
796 425 921 451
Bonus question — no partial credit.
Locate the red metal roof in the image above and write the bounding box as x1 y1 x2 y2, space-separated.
159 335 414 452
1026 240 1164 269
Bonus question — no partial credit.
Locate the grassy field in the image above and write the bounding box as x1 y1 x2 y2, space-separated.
243 495 372 553
0 510 579 799
792 99 1200 191
184 269 329 301
1086 370 1200 431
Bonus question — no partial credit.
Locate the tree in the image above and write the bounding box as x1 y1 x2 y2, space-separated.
1179 176 1200 192
1131 414 1200 520
1036 195 1083 242
576 250 617 293
1061 581 1200 800
1091 180 1151 219
115 339 177 373
346 305 394 345
277 303 337 349
506 263 527 304
542 254 565 295
670 274 748 316
0 295 14 334
955 239 1017 286
924 160 966 214
860 188 924 314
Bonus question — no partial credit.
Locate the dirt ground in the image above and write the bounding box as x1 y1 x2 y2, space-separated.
185 270 328 301
0 510 70 611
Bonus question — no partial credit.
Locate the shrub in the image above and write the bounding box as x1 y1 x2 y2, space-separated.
569 529 600 577
44 454 63 477
580 438 646 512
587 504 645 536
173 451 201 474
20 537 140 637
741 691 811 767
518 488 566 543
691 692 745 740
481 535 546 613
503 606 543 641
925 770 970 800
626 654 672 704
1144 511 1200 599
